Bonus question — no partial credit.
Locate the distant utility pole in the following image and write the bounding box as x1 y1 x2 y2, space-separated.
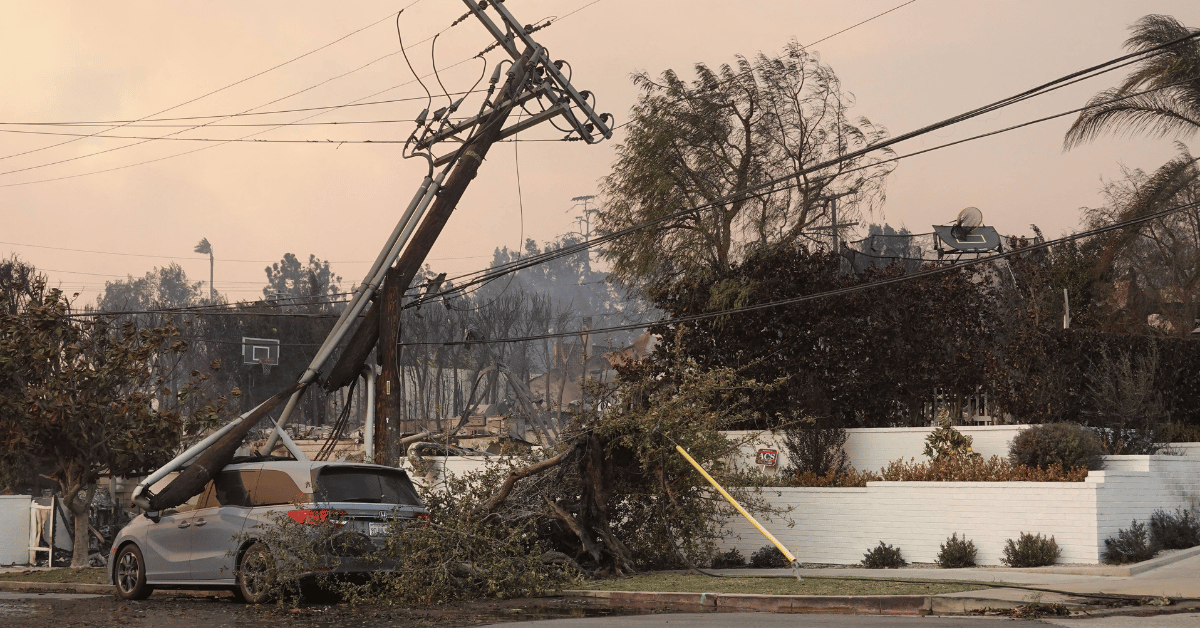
194 237 214 302
569 194 599 263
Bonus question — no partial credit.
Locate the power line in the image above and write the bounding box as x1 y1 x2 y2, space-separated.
0 240 491 263
419 63 1200 307
0 6 411 164
399 197 1200 347
804 0 918 50
0 0 603 189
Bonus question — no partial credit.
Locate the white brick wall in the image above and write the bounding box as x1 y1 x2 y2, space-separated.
717 455 1200 565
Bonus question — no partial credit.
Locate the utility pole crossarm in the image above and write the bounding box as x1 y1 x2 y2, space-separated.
461 0 613 143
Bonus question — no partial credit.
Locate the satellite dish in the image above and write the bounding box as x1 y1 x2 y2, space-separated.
932 206 1002 259
951 207 983 239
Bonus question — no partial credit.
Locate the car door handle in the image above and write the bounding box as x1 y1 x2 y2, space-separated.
177 521 190 529
193 519 207 527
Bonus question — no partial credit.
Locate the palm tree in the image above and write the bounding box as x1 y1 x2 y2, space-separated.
1064 14 1200 149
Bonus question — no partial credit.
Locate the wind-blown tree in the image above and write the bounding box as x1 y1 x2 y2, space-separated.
263 253 342 310
1063 14 1200 149
1083 152 1200 336
94 263 207 314
599 40 895 289
0 266 224 566
1064 15 1200 336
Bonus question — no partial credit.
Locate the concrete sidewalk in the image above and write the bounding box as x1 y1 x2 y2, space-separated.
575 548 1200 616
3 549 1198 615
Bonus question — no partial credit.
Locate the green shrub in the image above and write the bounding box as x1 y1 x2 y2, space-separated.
1149 508 1200 550
1008 423 1105 471
1001 532 1061 567
924 424 975 461
1103 520 1156 564
748 544 791 568
781 420 849 477
936 533 977 568
861 541 906 568
878 456 1089 482
711 548 745 569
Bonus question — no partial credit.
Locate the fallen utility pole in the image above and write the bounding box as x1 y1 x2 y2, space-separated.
133 0 615 511
374 48 535 463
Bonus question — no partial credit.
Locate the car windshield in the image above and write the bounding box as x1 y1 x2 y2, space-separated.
313 467 422 506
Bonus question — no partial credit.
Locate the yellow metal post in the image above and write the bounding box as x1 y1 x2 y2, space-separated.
674 445 800 579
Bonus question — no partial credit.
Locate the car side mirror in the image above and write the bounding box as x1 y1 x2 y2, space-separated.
145 511 161 524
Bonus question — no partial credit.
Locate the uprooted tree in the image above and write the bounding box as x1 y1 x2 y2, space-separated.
0 260 225 566
474 357 780 574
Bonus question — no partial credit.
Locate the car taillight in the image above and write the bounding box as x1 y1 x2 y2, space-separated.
288 509 345 527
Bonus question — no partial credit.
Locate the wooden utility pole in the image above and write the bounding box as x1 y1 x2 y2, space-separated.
370 49 535 463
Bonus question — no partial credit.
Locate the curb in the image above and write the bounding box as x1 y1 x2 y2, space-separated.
572 590 932 615
0 581 114 594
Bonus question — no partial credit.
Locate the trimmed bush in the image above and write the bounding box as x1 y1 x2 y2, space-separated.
1008 423 1105 471
789 457 1088 487
861 541 906 568
1001 532 1061 567
749 544 791 568
878 456 1088 482
936 533 977 568
711 547 745 569
1103 520 1156 564
1149 508 1200 550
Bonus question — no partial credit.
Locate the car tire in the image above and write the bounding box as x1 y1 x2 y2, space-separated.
114 544 154 600
236 542 275 604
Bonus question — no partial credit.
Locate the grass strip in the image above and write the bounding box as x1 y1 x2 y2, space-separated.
573 573 993 596
0 568 108 584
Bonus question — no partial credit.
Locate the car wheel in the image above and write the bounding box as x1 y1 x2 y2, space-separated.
114 544 154 600
236 542 275 604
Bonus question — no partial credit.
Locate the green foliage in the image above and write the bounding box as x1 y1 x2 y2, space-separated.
789 467 882 487
936 533 977 568
787 456 1089 487
249 462 577 607
710 548 745 569
923 424 976 461
781 418 848 476
749 545 791 568
641 245 995 429
581 358 781 571
1064 14 1200 148
599 40 894 288
880 456 1090 482
1149 508 1200 550
1001 533 1061 567
861 541 906 569
1008 424 1105 471
1103 520 1156 564
0 263 225 566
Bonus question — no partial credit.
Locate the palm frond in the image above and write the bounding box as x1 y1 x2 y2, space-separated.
1064 89 1200 149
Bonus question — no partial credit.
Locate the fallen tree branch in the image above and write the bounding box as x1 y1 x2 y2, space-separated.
482 449 570 514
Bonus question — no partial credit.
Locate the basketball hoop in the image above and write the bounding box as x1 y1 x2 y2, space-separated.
259 358 272 376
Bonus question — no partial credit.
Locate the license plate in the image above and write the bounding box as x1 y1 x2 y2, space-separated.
369 522 389 536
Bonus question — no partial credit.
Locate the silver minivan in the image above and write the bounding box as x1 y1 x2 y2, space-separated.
108 460 426 602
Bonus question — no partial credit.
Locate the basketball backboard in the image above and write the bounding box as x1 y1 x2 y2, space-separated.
241 337 280 366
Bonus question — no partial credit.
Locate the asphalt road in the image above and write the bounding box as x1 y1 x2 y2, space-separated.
2 591 1198 627
483 611 1200 627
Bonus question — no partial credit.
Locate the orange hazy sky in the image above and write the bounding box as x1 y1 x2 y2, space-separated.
1 0 1196 306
